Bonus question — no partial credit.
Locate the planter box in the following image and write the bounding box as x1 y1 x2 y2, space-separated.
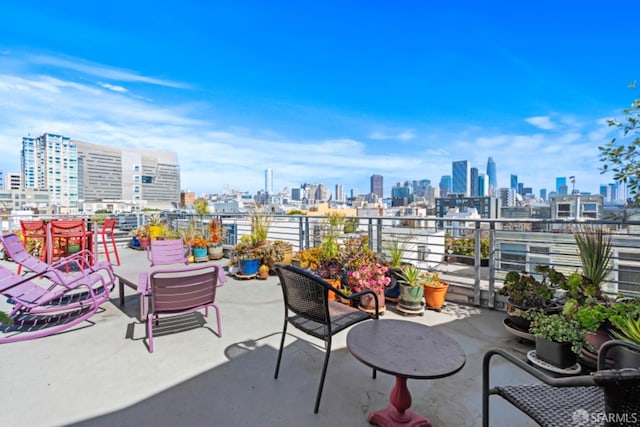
535 337 576 369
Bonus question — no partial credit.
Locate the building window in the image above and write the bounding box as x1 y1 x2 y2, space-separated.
500 243 526 272
133 165 140 172
133 185 140 193
142 176 153 184
582 203 598 219
557 203 571 218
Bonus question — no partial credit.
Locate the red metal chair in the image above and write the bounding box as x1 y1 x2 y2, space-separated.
49 219 89 267
97 218 120 266
18 220 48 275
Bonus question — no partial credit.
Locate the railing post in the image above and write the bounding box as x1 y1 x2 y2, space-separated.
474 221 481 306
376 218 383 254
367 218 374 251
304 216 310 250
488 222 496 309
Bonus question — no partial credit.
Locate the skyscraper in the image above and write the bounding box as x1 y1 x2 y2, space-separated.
265 168 273 195
335 183 344 202
556 177 567 195
439 175 452 198
478 173 488 196
470 167 479 196
486 157 497 193
452 160 470 196
510 174 518 190
370 174 383 198
21 133 78 207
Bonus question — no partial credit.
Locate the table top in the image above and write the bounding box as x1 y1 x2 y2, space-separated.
346 319 466 379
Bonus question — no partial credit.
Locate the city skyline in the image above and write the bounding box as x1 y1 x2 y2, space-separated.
0 2 638 196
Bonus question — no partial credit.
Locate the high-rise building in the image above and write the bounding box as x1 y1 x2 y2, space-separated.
21 133 78 207
335 183 344 202
470 167 479 196
556 177 567 195
452 160 470 196
478 173 488 196
5 173 20 190
0 170 3 190
540 188 547 201
510 174 518 190
486 157 497 193
370 174 383 197
439 175 452 198
265 168 273 195
291 187 302 201
74 140 180 209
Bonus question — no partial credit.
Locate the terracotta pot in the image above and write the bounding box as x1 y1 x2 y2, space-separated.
424 282 449 309
359 289 385 313
324 278 341 301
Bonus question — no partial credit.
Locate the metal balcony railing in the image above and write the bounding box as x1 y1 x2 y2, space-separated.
4 212 639 310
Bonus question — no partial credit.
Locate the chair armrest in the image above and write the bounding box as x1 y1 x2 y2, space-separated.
216 266 227 287
482 348 596 389
137 272 150 295
598 340 640 369
345 289 379 319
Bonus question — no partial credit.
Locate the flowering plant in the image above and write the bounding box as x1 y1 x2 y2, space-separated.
347 262 391 293
188 237 210 249
315 257 344 280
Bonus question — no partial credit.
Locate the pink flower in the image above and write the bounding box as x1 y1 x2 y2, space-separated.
347 262 391 293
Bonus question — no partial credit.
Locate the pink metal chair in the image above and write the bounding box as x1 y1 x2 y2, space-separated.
137 264 224 353
0 263 110 343
97 218 120 266
0 233 115 292
147 238 189 267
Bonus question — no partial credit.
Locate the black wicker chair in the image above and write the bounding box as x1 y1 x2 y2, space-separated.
274 264 379 413
482 340 640 427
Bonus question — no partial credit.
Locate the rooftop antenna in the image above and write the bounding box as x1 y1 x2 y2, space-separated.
569 176 576 194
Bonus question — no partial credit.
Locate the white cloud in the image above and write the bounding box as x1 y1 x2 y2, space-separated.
29 54 189 89
525 116 557 130
98 82 128 93
369 129 415 141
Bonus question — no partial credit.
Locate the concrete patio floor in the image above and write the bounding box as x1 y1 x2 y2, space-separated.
1 247 540 427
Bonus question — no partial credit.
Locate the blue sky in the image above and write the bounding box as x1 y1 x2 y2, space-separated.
0 1 638 197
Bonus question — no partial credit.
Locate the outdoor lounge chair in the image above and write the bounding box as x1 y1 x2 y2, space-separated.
0 264 110 343
0 233 115 292
274 264 379 414
138 264 224 353
147 238 189 267
482 340 640 427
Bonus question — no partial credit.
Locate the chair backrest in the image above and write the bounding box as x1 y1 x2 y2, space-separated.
100 218 117 234
275 264 330 326
148 238 189 266
0 232 49 275
149 264 219 314
50 219 86 236
595 340 640 418
20 220 48 237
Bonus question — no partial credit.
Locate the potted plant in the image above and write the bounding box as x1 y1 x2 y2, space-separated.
315 257 344 300
234 235 261 275
147 213 163 239
383 237 411 302
207 218 224 260
347 262 391 314
423 271 449 311
609 314 640 368
257 264 270 280
498 266 561 331
292 247 322 270
189 236 210 261
396 265 425 312
526 311 586 369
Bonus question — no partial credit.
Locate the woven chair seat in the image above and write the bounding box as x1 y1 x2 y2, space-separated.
496 383 603 427
289 300 372 340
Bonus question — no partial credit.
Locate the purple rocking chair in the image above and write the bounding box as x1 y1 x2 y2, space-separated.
0 264 110 343
138 264 224 352
0 232 115 292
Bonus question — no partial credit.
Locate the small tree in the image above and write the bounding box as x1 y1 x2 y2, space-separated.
599 82 640 205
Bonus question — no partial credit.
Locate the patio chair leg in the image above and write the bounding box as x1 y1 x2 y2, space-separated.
147 314 154 353
274 319 288 379
211 303 222 337
314 337 332 414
